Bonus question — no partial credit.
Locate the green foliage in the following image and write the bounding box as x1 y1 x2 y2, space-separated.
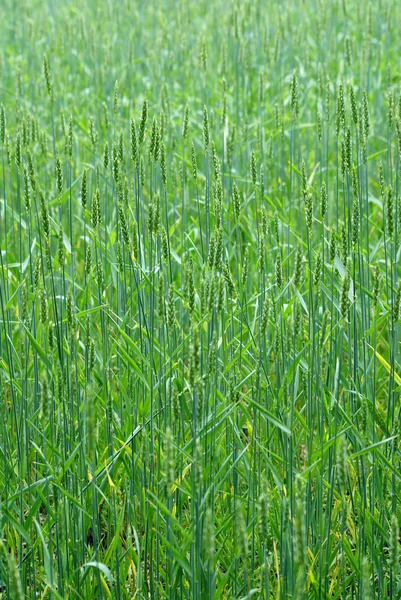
0 0 400 598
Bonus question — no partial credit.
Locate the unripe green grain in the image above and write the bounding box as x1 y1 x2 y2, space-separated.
24 165 31 213
341 223 348 264
345 36 352 67
208 331 217 374
40 190 50 238
161 227 169 263
320 180 328 220
118 202 130 245
34 256 41 289
337 82 345 135
305 192 313 232
27 150 36 192
387 186 394 239
15 131 21 171
352 197 360 250
81 168 88 213
212 142 220 181
130 118 138 168
294 246 303 288
43 53 53 98
349 84 358 126
113 79 119 117
373 266 381 307
394 281 401 320
58 225 64 268
222 262 235 297
149 116 157 160
242 246 249 288
301 160 308 201
191 142 198 181
203 106 210 152
314 253 322 289
258 233 265 275
340 268 351 320
89 116 98 149
118 130 124 163
363 91 370 138
388 90 394 129
67 116 73 160
290 69 299 117
167 285 175 329
138 99 148 145
96 260 104 290
182 104 189 141
160 141 167 187
0 104 5 145
275 252 282 290
251 150 257 186
40 288 48 324
345 128 352 172
190 324 200 385
233 182 241 221
92 187 101 229
102 102 109 131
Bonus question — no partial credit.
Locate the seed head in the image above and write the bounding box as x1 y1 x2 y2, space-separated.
305 192 313 232
363 91 370 138
182 104 189 141
191 142 198 181
373 266 381 307
43 53 53 98
320 180 328 220
241 246 249 288
290 69 299 117
56 154 63 197
58 225 64 268
138 99 148 145
203 106 210 152
387 186 394 240
167 285 176 329
349 85 358 126
89 116 98 149
113 79 119 117
251 150 257 186
275 252 283 290
0 104 5 145
340 268 351 320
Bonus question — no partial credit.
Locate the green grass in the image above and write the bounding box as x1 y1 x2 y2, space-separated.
0 0 401 598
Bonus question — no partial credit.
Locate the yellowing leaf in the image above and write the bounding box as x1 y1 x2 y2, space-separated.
171 462 192 494
367 343 401 385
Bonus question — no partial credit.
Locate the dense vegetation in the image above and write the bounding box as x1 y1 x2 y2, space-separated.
1 0 401 597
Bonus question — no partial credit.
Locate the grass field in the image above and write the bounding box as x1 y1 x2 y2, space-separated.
0 0 401 598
